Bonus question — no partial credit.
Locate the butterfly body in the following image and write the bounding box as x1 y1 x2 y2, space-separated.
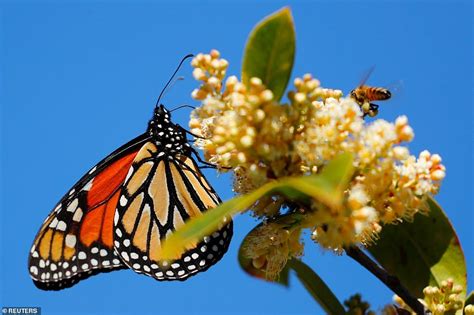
29 102 232 290
147 105 190 155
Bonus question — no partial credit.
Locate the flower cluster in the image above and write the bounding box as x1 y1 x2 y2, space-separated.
189 50 446 272
240 219 304 280
391 279 471 315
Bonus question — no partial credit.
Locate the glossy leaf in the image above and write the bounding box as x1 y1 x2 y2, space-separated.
161 154 354 259
368 197 467 299
242 7 295 101
466 291 474 305
288 259 346 315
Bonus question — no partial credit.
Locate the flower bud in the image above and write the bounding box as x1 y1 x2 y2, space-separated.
207 76 220 88
192 68 207 81
250 77 262 86
294 92 306 103
260 90 274 102
210 49 220 59
431 169 445 181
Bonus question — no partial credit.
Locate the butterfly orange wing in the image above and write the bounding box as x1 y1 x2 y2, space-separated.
28 134 149 290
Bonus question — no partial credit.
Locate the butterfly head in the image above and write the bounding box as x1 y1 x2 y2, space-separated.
148 104 190 155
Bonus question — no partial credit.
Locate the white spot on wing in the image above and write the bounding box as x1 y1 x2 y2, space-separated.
49 218 59 228
73 208 83 222
120 196 128 207
125 166 134 182
56 221 67 231
114 212 119 225
121 252 129 261
89 166 97 174
83 179 93 191
67 199 79 212
65 235 76 248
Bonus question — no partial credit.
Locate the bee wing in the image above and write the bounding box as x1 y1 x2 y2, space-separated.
386 80 404 94
357 65 376 87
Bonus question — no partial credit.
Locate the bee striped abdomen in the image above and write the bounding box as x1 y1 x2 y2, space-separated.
365 86 391 101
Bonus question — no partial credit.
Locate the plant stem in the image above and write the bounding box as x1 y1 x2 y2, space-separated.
345 246 428 315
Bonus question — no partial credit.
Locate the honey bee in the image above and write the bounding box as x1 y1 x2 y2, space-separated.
350 67 392 117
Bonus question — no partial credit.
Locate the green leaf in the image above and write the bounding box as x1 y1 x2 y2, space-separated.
288 259 346 315
242 7 295 101
466 291 474 305
161 154 354 259
368 197 467 299
319 152 355 192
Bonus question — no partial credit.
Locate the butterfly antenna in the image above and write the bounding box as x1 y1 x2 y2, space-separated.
155 53 194 108
170 104 196 112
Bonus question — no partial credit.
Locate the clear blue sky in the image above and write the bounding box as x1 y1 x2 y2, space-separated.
1 1 472 314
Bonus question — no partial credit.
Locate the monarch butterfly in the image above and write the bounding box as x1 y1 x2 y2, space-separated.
28 55 233 290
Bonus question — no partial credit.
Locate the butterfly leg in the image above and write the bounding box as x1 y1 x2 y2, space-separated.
188 147 232 170
190 148 217 168
177 125 210 140
184 129 208 140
